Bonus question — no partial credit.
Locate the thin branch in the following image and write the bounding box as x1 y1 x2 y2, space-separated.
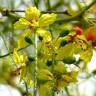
0 45 30 58
11 10 69 14
44 0 51 11
0 0 95 16
33 32 38 96
33 0 39 8
0 31 16 66
65 87 70 96
0 0 95 20
0 8 70 15
56 0 96 22
46 0 51 11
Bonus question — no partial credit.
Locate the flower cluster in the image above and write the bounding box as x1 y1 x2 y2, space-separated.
14 7 57 49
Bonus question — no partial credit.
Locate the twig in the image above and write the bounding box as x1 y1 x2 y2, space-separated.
0 0 95 17
0 0 95 21
33 0 39 8
0 31 16 65
65 87 70 96
11 10 69 14
0 45 30 58
0 8 70 15
33 31 38 96
56 0 96 22
45 0 51 11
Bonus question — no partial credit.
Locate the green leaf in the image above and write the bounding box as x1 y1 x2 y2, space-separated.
39 82 54 96
62 70 78 83
59 23 73 31
37 69 53 81
92 70 96 75
53 64 66 74
77 35 87 42
17 29 32 49
80 49 93 63
46 60 52 66
63 56 76 64
74 43 82 54
24 73 33 88
56 43 75 60
59 40 68 47
25 36 33 44
81 17 90 29
55 79 68 90
38 36 43 41
8 13 20 23
28 56 35 62
14 18 31 30
59 29 70 37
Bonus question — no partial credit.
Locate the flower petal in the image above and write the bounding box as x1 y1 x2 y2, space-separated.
13 48 20 64
25 6 40 21
38 13 57 27
17 29 33 49
14 18 31 30
36 28 52 42
36 28 46 37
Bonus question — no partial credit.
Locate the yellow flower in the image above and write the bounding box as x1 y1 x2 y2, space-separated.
25 7 40 21
14 7 57 30
38 13 57 28
17 29 33 49
43 32 52 42
13 48 28 65
14 18 31 30
36 69 53 81
14 6 57 46
36 28 52 42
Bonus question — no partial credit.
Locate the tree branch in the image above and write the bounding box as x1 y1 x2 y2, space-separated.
0 0 95 21
0 0 95 16
1 9 70 14
56 0 96 22
0 45 30 58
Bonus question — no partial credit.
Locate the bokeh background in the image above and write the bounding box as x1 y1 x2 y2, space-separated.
0 0 96 96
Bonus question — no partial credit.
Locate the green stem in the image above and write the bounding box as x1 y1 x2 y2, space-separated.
10 0 14 9
33 32 38 96
0 32 9 52
52 91 55 96
24 81 29 96
51 0 63 10
33 0 39 8
65 87 70 96
46 0 51 11
50 29 56 96
0 45 30 58
0 0 95 16
0 31 14 63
